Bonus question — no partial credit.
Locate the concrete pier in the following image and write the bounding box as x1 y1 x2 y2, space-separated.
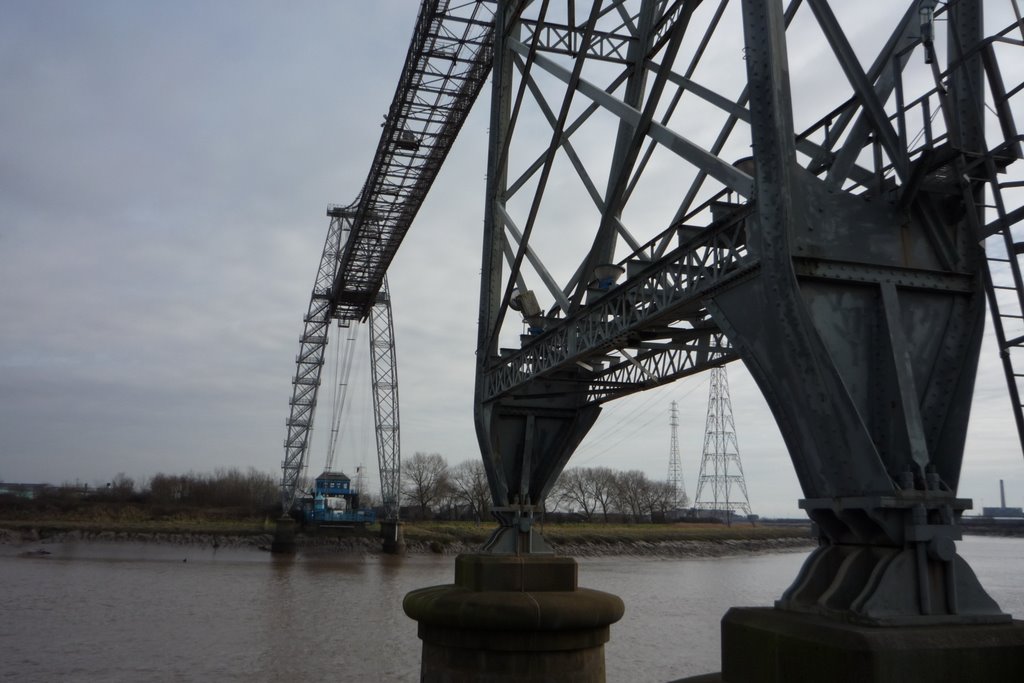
380 520 406 555
269 515 297 554
718 607 1024 682
404 553 624 682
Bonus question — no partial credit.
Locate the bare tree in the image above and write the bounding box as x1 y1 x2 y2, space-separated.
589 467 617 523
450 459 491 522
553 467 693 523
401 452 449 518
549 467 621 522
644 480 680 521
434 479 460 520
612 470 650 522
356 490 376 510
108 472 136 500
550 468 597 521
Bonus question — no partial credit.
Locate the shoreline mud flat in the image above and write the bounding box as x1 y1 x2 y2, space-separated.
1 526 815 558
549 536 814 558
1 526 274 549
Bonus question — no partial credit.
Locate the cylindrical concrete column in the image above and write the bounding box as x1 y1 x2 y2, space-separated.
404 554 624 682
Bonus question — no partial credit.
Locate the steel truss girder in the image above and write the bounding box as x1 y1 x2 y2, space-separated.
586 330 737 402
484 211 753 401
518 0 695 64
328 0 496 323
506 35 756 198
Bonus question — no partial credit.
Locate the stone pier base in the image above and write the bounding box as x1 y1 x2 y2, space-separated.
269 516 297 554
720 607 1024 682
380 520 406 555
404 554 624 682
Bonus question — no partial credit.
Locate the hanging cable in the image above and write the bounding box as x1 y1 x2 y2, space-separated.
324 322 362 472
575 375 709 466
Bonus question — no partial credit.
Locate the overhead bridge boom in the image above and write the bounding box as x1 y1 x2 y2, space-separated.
328 0 496 323
280 0 497 514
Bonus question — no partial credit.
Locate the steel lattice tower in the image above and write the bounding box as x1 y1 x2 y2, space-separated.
667 401 686 508
693 367 751 518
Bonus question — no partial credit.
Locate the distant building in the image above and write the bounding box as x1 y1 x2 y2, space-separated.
982 479 1024 519
0 483 53 499
981 506 1024 518
689 508 759 525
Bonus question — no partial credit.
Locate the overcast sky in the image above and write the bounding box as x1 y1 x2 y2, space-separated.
2 1 1023 518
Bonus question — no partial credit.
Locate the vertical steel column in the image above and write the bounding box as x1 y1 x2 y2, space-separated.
474 1 603 553
475 0 517 510
369 276 402 523
591 0 657 266
698 0 1002 625
280 209 352 512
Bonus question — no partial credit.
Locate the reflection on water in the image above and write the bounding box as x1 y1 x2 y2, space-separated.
2 536 1020 682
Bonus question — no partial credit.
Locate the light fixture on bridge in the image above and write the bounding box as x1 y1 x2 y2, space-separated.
593 263 625 291
510 288 546 337
732 156 755 176
509 288 523 311
510 288 542 317
920 0 936 63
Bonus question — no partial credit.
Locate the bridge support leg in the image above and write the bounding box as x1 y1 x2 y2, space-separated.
270 515 297 554
380 520 405 555
404 553 624 683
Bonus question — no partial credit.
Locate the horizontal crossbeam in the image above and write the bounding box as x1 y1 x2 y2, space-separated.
482 209 755 401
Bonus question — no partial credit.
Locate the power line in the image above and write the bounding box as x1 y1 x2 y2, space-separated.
574 375 709 466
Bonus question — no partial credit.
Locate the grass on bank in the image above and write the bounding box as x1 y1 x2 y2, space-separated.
398 520 811 548
0 517 276 537
0 500 277 537
0 499 810 544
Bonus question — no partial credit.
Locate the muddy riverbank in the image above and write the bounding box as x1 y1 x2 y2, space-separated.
1 525 814 557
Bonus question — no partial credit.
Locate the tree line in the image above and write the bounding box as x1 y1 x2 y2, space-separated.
7 456 685 523
401 453 491 521
5 467 281 515
401 453 687 523
549 466 687 523
145 467 278 510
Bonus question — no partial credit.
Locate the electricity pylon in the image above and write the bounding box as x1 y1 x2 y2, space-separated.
693 367 751 519
667 401 686 508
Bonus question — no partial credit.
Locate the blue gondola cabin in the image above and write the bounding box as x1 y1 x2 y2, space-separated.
307 471 375 524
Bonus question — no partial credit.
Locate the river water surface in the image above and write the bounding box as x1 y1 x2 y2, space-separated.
4 536 1023 682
